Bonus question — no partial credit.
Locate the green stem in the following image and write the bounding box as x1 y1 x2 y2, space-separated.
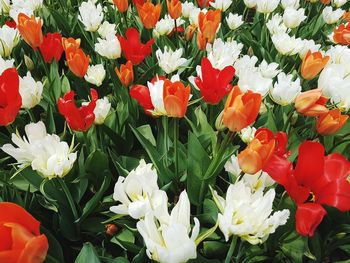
173 118 179 181
224 236 237 263
162 116 169 167
26 109 36 122
174 19 179 48
282 107 295 132
57 179 79 220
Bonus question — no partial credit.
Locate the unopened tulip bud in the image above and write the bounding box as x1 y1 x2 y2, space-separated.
106 224 118 236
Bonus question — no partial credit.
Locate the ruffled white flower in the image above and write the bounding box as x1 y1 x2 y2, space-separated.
110 159 167 219
1 122 77 179
12 0 43 11
322 6 345 24
318 64 350 110
270 72 301 106
137 191 200 263
210 0 232 11
283 7 306 28
240 126 257 144
267 14 288 35
259 60 281 78
19 72 43 109
0 0 10 14
97 21 117 39
226 13 244 30
326 45 350 74
206 38 243 70
182 1 196 18
225 155 242 177
153 15 185 38
0 57 14 75
241 171 275 192
94 97 111 125
212 181 290 244
84 64 106 87
78 0 104 32
244 0 257 8
95 36 121 59
299 39 321 59
281 0 299 9
234 55 259 77
238 69 273 96
333 0 347 8
256 0 280 14
272 33 304 56
0 25 20 58
156 47 188 74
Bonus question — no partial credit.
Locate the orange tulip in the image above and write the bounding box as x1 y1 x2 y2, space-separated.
301 51 330 80
316 109 349 135
167 0 182 20
136 1 161 29
115 61 134 87
113 0 129 12
62 37 81 52
17 13 43 49
223 86 262 132
196 31 207 50
66 48 90 78
163 79 190 118
342 12 350 22
320 0 331 4
238 128 276 175
198 9 221 43
295 89 329 117
185 24 197 41
333 23 350 45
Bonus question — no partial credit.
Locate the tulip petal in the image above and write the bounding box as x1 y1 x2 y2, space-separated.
18 234 48 263
295 203 326 237
0 250 22 263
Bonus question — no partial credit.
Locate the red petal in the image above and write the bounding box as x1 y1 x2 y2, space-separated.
18 235 48 263
0 250 21 263
295 203 326 237
317 179 350 211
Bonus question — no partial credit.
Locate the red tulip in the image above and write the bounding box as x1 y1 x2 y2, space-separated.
58 89 98 132
5 20 17 28
0 202 48 263
264 141 350 236
194 57 235 105
0 68 21 126
118 28 154 65
130 84 154 115
39 33 64 63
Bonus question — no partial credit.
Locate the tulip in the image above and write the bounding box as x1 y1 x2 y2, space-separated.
163 79 191 118
17 13 43 49
130 84 154 114
136 1 161 29
238 128 276 174
0 68 21 126
39 32 64 63
78 0 104 32
301 51 330 80
118 28 154 65
198 9 221 43
85 64 106 87
196 31 207 50
66 48 90 78
223 86 262 132
295 89 329 117
58 89 97 132
62 37 81 52
0 202 48 263
113 0 129 12
156 47 188 74
263 141 350 236
167 0 182 20
5 20 17 28
95 36 122 59
93 97 111 125
0 25 20 57
316 109 349 135
197 0 213 8
19 72 43 109
343 11 350 22
185 24 197 41
333 23 350 45
115 61 134 87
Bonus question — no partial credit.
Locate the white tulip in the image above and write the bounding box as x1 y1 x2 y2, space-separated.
156 47 188 74
19 72 43 109
326 45 350 74
242 171 275 192
0 56 14 75
283 7 306 28
93 97 111 125
189 7 201 26
238 69 273 96
333 0 347 8
225 155 242 177
226 13 244 30
281 0 299 9
95 36 121 59
272 33 304 56
270 72 301 106
1 122 77 179
322 6 345 24
256 0 280 14
206 38 243 70
110 160 166 219
266 14 288 35
298 39 321 59
98 21 117 39
212 181 290 244
137 191 200 263
259 60 281 78
244 0 257 8
210 0 232 11
78 0 104 32
84 64 106 87
0 25 20 58
240 126 257 143
234 55 259 77
182 1 196 18
153 15 185 38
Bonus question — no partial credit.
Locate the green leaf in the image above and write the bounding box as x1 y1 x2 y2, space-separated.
74 243 101 263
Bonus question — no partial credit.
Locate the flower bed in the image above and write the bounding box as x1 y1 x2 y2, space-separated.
0 0 350 262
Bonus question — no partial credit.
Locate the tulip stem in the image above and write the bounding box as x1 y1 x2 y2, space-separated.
57 179 79 220
224 235 237 263
173 118 179 181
